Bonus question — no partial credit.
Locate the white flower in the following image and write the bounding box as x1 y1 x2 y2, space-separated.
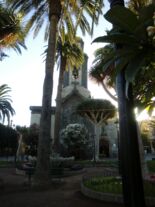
147 26 155 36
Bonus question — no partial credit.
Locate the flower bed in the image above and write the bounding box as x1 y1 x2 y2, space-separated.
81 174 155 206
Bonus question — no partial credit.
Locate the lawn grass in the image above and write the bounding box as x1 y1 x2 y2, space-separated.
0 160 15 168
147 160 155 173
84 176 155 197
84 176 122 194
74 159 119 168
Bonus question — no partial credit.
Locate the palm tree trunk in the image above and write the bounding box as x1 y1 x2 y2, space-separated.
108 0 145 206
34 0 61 186
53 56 66 154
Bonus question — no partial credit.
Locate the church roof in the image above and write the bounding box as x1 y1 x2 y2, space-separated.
62 83 90 103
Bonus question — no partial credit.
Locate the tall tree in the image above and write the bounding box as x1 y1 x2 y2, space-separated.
5 0 103 185
76 99 116 160
101 1 146 206
53 35 84 154
0 84 15 125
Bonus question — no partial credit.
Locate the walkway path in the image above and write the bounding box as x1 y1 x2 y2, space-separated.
0 167 124 207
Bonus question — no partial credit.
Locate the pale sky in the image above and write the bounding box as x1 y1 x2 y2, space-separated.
0 1 117 127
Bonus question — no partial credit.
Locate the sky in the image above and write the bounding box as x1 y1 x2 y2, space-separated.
0 0 133 127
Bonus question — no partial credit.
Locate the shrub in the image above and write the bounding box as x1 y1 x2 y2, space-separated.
17 124 39 157
0 123 18 157
60 123 92 160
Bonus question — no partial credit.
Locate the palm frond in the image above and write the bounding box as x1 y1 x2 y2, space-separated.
0 84 15 124
56 34 84 72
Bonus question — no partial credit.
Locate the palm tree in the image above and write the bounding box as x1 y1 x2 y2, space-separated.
0 3 20 40
53 35 84 154
0 3 26 60
90 42 155 113
5 0 104 185
89 44 117 101
0 84 15 125
76 99 116 161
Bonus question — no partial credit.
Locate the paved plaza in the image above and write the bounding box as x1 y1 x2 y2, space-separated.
0 167 124 207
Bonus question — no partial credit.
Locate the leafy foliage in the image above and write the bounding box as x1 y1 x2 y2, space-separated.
16 124 39 157
127 0 151 13
0 84 15 124
89 44 117 101
93 4 155 81
6 0 103 42
56 35 84 72
76 99 116 125
90 43 155 113
90 44 115 84
60 123 92 160
0 123 18 156
0 3 26 58
92 4 155 113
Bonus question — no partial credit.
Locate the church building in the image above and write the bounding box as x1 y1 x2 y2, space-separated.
29 42 118 158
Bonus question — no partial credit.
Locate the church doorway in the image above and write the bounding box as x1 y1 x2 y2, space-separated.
99 138 109 158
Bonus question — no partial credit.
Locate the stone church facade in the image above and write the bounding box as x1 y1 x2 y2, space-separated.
30 44 118 158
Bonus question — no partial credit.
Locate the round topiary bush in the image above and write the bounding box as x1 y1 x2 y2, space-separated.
60 123 92 160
